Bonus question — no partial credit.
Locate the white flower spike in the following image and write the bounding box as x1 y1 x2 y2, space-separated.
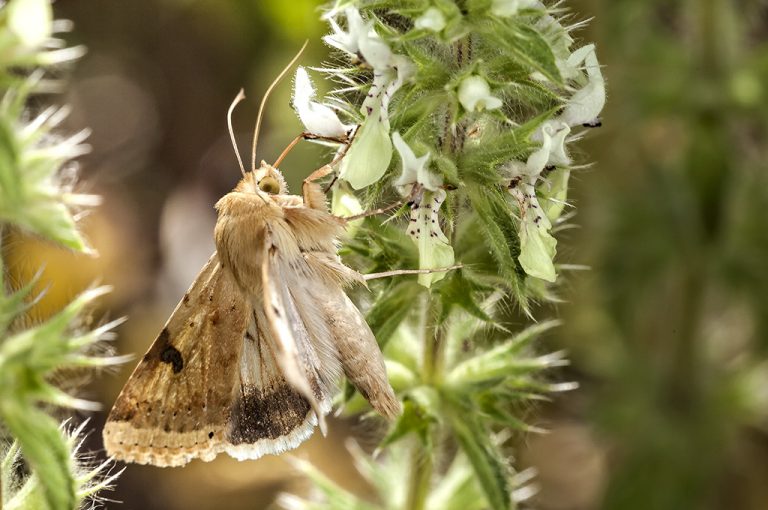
293 66 351 138
458 75 503 112
415 7 447 32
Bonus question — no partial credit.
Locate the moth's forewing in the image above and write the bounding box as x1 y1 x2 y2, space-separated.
103 254 248 466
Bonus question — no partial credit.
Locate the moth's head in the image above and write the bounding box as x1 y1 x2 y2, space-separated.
237 161 288 195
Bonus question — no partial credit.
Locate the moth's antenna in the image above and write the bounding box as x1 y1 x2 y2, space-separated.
227 89 247 178
251 40 309 171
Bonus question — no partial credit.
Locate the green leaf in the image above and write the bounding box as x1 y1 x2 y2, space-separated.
486 19 562 84
446 396 513 510
0 402 76 510
366 280 422 348
466 185 529 309
446 320 562 387
437 269 493 324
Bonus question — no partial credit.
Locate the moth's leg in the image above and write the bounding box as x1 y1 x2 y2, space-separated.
302 164 335 211
339 184 419 222
342 199 405 222
274 132 350 168
363 265 463 281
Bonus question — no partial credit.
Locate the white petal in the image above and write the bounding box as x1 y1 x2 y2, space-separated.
392 132 440 194
358 28 393 70
8 0 52 48
293 67 351 138
560 45 606 126
458 75 503 112
491 0 538 17
547 123 571 167
293 66 315 106
526 125 554 177
323 15 358 55
414 7 447 32
510 181 557 282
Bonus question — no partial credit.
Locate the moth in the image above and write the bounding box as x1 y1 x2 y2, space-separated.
103 54 400 467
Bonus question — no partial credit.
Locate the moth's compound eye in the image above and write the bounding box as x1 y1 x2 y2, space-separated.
258 176 280 194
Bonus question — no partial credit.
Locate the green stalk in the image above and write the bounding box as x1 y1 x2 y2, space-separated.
405 292 438 510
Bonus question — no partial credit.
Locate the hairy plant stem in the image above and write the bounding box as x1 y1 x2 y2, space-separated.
405 292 438 510
405 36 471 510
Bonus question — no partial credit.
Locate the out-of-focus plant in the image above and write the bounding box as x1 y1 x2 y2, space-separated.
283 1 604 508
0 0 124 508
555 0 768 508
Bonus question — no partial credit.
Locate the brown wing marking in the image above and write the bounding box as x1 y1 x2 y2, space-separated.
103 253 248 467
223 312 321 460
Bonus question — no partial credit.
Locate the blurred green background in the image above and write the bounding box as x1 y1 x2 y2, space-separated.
7 0 768 508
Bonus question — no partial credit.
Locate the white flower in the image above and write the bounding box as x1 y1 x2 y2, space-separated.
530 121 571 168
324 8 392 69
458 75 503 112
491 0 539 17
407 189 455 288
323 8 365 56
292 67 351 138
560 44 605 127
8 0 52 49
506 124 571 282
392 132 442 194
518 205 557 282
415 7 447 32
329 9 414 189
391 134 452 288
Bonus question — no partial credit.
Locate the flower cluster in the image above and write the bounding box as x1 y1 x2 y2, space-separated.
293 2 604 288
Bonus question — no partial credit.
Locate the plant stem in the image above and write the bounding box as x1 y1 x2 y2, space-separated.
405 34 472 509
405 292 442 510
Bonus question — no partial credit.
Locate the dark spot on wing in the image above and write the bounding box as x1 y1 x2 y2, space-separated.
160 345 184 374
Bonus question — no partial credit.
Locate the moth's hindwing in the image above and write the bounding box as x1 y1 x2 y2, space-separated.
320 287 400 419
